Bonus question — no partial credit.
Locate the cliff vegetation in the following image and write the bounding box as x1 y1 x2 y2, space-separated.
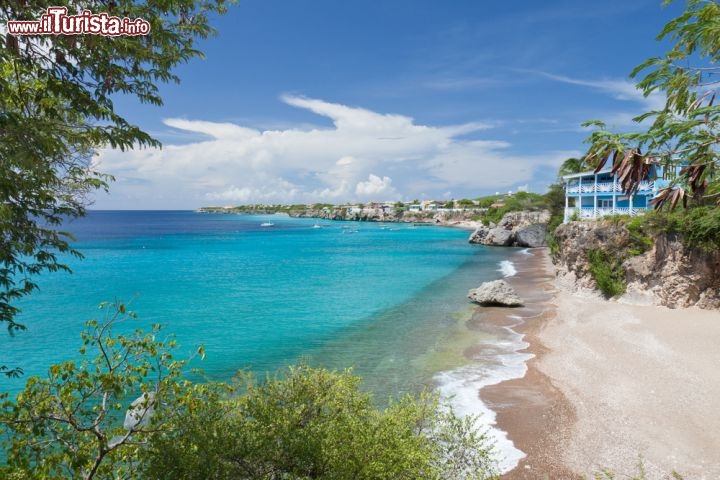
552 209 720 308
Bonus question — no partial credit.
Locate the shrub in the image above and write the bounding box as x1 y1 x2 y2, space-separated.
142 366 499 480
587 249 626 298
633 207 720 252
624 216 654 256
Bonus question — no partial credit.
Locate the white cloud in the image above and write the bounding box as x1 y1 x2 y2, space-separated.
532 71 665 111
94 95 562 209
526 71 667 129
355 174 395 197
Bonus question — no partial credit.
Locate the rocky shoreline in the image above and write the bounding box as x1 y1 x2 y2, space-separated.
199 205 483 226
199 206 553 248
468 210 550 248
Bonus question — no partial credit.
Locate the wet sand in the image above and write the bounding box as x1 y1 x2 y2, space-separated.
482 248 720 479
475 248 576 479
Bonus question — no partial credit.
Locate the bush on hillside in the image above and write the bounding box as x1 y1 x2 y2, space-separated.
141 365 499 480
639 207 720 252
587 249 626 298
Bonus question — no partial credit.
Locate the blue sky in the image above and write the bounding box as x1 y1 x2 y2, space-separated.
96 0 684 209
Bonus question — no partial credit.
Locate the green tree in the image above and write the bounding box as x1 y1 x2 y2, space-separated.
0 0 229 374
477 197 496 209
0 301 212 479
583 0 720 208
141 365 499 480
557 157 587 178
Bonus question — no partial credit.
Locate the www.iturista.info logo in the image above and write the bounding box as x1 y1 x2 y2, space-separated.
6 7 150 36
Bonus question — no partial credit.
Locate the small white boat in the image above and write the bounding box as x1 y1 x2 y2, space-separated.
260 222 275 227
311 223 322 229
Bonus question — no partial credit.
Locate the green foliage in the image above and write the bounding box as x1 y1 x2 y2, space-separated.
557 157 587 177
0 301 208 479
625 216 654 255
587 249 626 298
545 212 564 255
476 197 496 209
142 365 498 480
543 182 567 252
637 206 720 252
582 0 720 208
1 0 230 374
480 192 551 225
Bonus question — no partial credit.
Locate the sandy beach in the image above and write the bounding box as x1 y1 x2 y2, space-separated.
485 248 720 479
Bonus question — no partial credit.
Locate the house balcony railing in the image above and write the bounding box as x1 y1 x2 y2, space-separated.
563 207 647 222
565 181 654 194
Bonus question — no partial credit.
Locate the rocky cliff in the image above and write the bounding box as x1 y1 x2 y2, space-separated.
292 207 479 224
553 221 720 309
200 206 482 225
468 210 551 248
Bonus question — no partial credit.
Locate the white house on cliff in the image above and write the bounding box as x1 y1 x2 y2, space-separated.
562 166 669 223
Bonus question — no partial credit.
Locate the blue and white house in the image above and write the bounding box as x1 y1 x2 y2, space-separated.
563 167 669 223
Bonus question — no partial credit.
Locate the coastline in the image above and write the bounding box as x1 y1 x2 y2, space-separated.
434 247 569 476
479 248 576 478
483 248 720 479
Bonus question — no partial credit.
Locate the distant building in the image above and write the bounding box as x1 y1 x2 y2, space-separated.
562 166 669 223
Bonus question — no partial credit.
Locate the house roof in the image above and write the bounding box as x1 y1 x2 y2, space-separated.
562 168 613 180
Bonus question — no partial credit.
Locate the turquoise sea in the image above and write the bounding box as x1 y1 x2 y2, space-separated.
2 211 514 400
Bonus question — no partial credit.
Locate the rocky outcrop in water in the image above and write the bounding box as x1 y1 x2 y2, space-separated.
468 280 524 307
553 221 720 309
468 210 551 247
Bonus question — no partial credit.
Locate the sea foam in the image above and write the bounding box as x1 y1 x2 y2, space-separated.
434 318 533 474
498 260 517 277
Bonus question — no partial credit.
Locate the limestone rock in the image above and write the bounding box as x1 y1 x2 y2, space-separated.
485 227 514 246
515 223 548 248
499 210 551 229
468 280 524 307
468 210 550 247
468 225 491 244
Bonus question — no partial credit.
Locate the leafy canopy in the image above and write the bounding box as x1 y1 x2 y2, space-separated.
0 301 213 480
583 0 720 209
0 0 229 374
143 365 499 480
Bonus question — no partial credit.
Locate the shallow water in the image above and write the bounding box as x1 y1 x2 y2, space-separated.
2 212 511 397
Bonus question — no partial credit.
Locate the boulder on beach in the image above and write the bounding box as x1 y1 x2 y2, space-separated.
468 210 549 247
515 223 548 248
467 279 523 307
484 227 514 246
